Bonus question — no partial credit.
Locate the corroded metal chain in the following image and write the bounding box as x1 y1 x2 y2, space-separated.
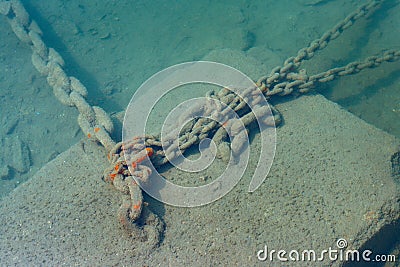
3 0 399 248
309 49 400 82
102 45 400 238
127 0 390 167
103 0 399 237
282 0 382 69
0 0 115 151
256 0 385 97
105 47 400 178
101 0 400 237
0 0 163 247
257 49 400 98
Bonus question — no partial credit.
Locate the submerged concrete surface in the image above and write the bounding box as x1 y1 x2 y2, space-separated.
0 94 399 266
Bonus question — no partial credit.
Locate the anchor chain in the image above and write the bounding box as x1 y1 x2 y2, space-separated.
2 0 399 247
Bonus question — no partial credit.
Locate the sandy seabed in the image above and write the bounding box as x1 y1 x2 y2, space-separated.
0 0 399 266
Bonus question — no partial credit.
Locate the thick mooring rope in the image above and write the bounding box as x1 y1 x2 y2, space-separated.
1 0 399 248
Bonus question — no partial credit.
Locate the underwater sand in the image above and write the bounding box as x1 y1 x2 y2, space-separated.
0 93 399 266
0 0 399 265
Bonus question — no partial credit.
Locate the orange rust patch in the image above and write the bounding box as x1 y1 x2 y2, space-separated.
109 173 117 181
145 147 154 157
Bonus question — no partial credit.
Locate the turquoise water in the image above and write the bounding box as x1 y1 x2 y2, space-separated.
0 0 399 265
